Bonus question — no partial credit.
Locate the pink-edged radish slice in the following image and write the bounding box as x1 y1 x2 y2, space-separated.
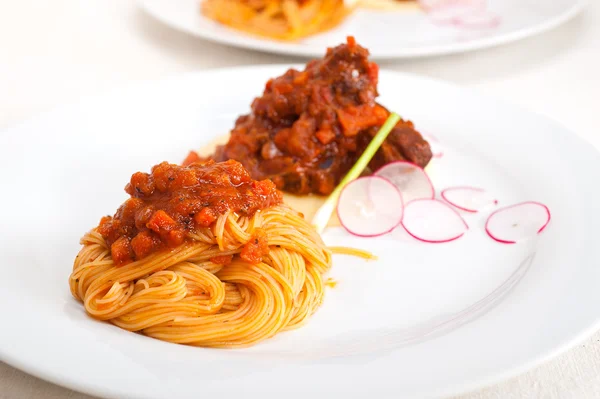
422 133 444 158
428 1 485 24
402 199 468 243
374 161 435 203
429 7 472 24
418 0 482 11
454 10 501 29
337 176 404 237
441 186 497 213
428 0 485 24
485 202 551 244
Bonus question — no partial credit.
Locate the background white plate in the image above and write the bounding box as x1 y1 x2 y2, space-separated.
1 66 600 399
138 0 586 59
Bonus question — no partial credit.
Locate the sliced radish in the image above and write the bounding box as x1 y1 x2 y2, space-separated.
441 186 497 213
429 5 478 24
454 10 500 28
422 133 444 158
420 0 487 25
418 0 483 11
374 161 434 203
337 176 404 237
485 202 551 244
402 199 468 243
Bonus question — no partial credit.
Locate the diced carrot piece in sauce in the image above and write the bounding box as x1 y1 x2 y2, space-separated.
146 210 177 233
315 129 336 145
240 230 269 264
182 150 201 166
130 231 156 259
194 207 217 227
337 104 388 137
111 237 134 266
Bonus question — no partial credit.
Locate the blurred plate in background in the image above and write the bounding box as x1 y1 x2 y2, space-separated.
138 0 586 59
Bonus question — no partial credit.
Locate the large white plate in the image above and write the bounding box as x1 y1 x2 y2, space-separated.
138 0 586 59
1 66 600 399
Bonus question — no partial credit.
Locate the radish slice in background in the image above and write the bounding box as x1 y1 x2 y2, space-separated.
426 0 485 24
337 176 404 237
441 186 497 213
422 133 444 158
418 0 483 11
454 10 500 28
375 161 435 203
402 199 468 243
429 5 478 24
420 0 496 27
485 202 551 244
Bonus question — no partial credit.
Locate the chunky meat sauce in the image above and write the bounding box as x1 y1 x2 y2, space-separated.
97 160 282 266
184 36 432 195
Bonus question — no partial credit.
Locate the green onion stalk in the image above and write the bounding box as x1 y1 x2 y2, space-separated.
311 112 401 233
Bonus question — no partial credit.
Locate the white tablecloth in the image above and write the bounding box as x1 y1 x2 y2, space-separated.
1 1 599 397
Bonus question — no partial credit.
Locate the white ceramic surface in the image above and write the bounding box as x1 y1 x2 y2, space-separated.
1 66 599 399
137 0 586 59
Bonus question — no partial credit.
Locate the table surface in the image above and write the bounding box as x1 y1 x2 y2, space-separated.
1 0 599 398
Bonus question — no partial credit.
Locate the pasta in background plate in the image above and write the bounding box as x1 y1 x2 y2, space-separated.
200 0 418 41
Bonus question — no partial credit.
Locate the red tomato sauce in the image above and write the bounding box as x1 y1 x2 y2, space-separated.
185 36 432 195
97 159 282 266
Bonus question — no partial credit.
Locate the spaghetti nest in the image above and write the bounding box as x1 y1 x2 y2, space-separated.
201 0 350 41
70 205 331 348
